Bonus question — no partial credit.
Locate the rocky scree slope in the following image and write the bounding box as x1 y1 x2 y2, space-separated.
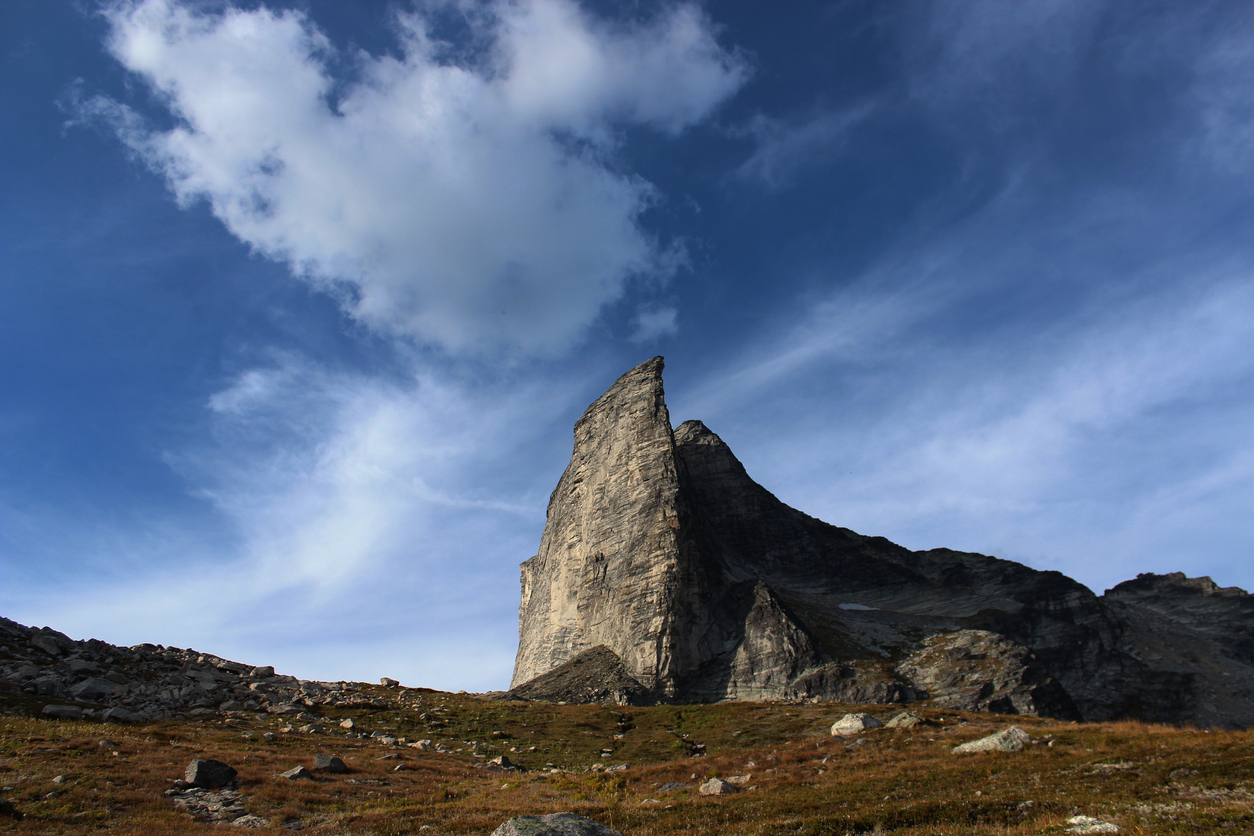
509 357 1254 728
0 617 385 723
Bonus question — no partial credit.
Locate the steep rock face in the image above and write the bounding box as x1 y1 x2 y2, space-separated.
510 357 1252 727
1101 573 1254 727
511 358 722 697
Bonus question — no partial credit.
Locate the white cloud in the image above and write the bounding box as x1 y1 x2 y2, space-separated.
88 0 747 355
737 103 875 189
629 304 678 342
2 349 603 689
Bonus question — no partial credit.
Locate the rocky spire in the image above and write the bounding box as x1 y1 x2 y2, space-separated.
510 357 710 695
509 358 1254 727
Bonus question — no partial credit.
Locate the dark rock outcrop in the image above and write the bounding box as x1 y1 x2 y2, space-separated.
509 357 1253 727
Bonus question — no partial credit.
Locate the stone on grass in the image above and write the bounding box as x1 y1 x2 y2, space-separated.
312 754 348 774
491 812 623 836
41 705 84 720
339 718 355 730
278 766 315 781
1067 815 1119 834
185 759 238 789
232 814 270 828
884 711 923 729
952 726 1031 754
0 795 21 820
699 777 739 795
830 712 882 736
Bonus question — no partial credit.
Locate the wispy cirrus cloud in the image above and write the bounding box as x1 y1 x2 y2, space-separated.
736 103 875 189
75 0 747 356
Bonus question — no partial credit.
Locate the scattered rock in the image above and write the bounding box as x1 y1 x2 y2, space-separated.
884 711 923 729
185 758 238 789
41 704 84 720
952 726 1031 754
168 786 253 824
699 778 739 795
312 754 348 774
491 812 623 836
340 718 355 730
830 713 882 736
1067 815 1120 833
380 677 400 687
232 814 271 828
278 766 315 781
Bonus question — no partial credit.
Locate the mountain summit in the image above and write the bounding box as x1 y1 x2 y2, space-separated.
509 357 1254 727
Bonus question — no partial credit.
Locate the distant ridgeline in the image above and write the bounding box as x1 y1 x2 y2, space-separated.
508 357 1254 728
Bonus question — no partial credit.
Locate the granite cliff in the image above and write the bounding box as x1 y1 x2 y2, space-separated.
509 357 1254 727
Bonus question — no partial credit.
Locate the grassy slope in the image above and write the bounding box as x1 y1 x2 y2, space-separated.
1 685 1251 834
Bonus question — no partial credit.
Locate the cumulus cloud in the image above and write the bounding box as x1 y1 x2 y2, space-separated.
86 0 747 355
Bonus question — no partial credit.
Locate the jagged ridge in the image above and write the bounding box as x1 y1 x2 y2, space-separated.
510 357 1254 727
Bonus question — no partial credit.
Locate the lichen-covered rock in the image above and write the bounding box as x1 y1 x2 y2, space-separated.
491 812 622 836
952 726 1031 754
699 778 739 795
830 713 882 736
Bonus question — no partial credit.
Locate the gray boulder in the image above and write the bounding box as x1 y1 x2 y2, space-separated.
699 777 739 795
41 705 84 720
884 711 923 729
830 713 882 736
185 758 238 788
491 812 623 836
312 754 348 774
278 766 315 780
70 677 117 702
952 726 1031 754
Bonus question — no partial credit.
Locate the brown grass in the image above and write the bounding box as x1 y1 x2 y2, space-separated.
1 690 1252 834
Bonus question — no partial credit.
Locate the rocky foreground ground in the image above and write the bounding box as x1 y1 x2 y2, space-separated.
2 615 1252 835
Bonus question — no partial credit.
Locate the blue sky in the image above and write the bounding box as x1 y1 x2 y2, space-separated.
3 0 1253 690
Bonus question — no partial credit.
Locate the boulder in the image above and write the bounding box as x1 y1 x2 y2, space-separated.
100 706 140 723
278 766 315 781
41 705 84 720
952 726 1031 754
884 711 923 729
185 759 238 788
699 778 739 795
312 754 348 774
830 713 882 736
380 677 400 687
491 812 623 836
1067 815 1119 833
70 677 117 702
